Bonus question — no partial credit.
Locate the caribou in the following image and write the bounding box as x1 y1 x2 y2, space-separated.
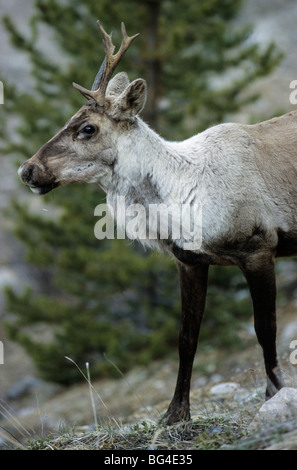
18 20 297 425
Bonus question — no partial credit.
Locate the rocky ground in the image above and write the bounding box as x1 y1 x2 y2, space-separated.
0 302 297 450
1 0 297 451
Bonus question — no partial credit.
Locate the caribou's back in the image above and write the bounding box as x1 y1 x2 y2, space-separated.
175 111 297 264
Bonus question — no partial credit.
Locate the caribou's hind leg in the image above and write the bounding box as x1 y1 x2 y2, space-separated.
241 255 285 398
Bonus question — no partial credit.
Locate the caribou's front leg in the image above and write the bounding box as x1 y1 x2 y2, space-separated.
241 255 285 398
162 262 209 425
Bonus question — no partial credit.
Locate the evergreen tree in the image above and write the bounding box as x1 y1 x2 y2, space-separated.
2 0 281 384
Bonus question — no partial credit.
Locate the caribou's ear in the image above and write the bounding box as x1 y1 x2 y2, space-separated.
107 79 147 120
106 72 130 96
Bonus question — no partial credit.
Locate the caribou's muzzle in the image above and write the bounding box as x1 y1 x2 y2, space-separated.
18 162 58 195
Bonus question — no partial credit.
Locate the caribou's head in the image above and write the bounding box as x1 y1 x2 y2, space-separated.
18 21 146 194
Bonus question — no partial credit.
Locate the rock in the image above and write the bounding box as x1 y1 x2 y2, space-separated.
249 387 297 429
6 376 42 400
264 429 297 450
210 382 240 395
6 375 61 401
279 321 297 352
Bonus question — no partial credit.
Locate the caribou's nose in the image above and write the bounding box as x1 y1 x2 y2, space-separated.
18 163 36 184
17 162 25 178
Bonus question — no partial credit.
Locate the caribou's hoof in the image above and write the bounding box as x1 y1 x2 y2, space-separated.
265 368 286 400
160 402 191 425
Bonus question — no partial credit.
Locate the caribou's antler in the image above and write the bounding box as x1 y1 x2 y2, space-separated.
73 21 139 106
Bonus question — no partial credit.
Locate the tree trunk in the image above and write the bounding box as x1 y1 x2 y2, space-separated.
142 0 162 131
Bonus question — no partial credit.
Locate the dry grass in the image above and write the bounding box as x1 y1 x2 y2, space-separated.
2 306 297 451
26 416 245 451
2 364 297 450
24 411 297 450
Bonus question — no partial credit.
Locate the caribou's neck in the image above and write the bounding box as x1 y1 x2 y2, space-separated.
105 117 205 253
107 117 194 208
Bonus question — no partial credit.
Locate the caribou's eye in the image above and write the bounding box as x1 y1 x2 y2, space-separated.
83 124 96 135
77 123 97 140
